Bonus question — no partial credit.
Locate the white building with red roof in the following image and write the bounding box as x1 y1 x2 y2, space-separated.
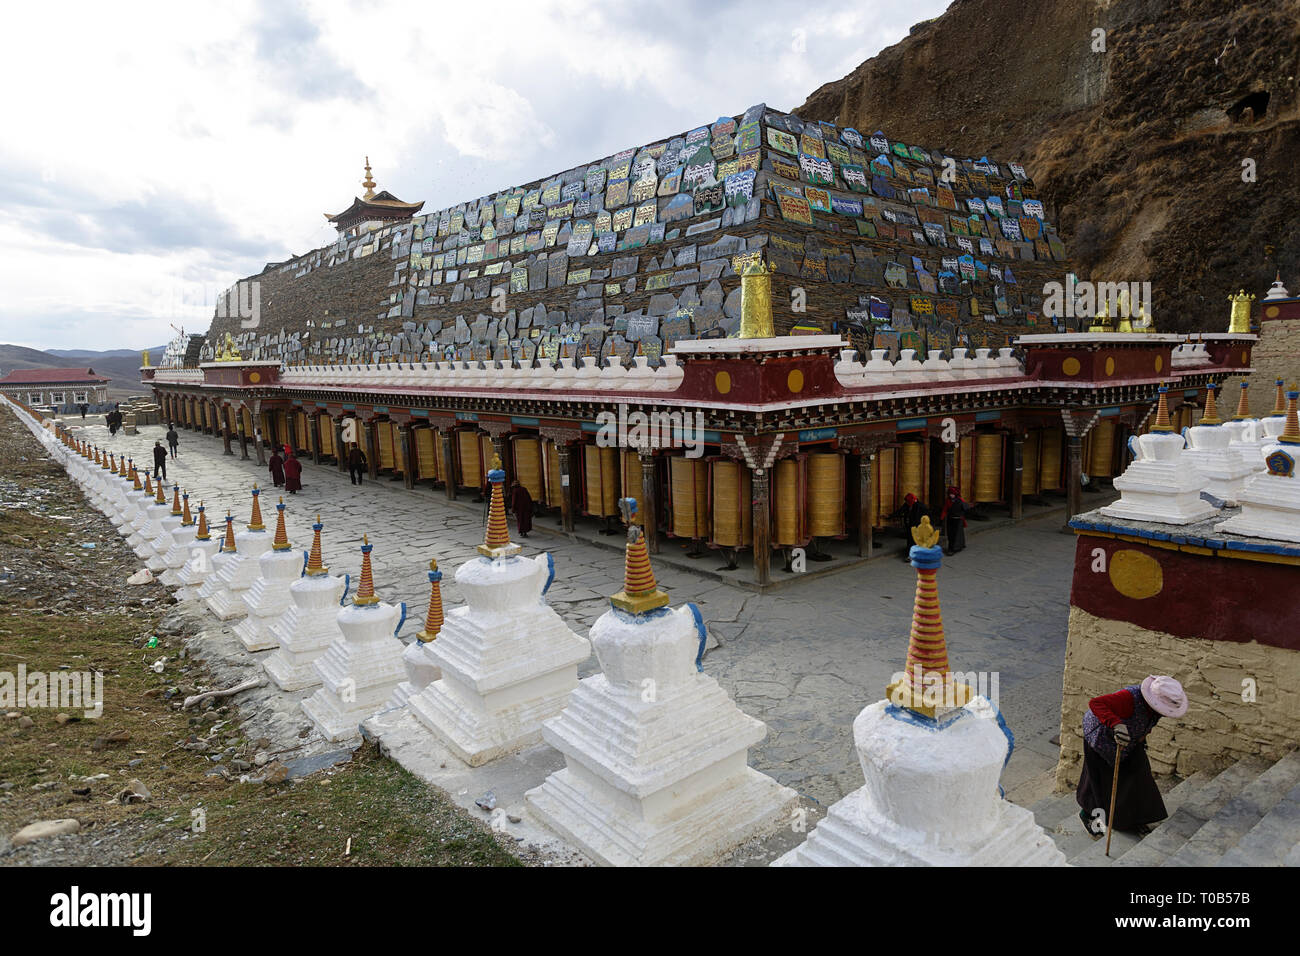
0 367 110 411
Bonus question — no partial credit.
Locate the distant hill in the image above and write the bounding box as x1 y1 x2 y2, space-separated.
0 344 165 400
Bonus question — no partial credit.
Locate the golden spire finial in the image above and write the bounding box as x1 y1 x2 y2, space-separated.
1271 379 1286 416
610 498 670 614
155 478 166 504
1150 385 1174 432
417 559 444 642
271 497 291 551
1200 384 1222 425
195 503 210 540
141 349 151 368
477 455 518 557
181 492 193 526
304 516 328 575
170 484 182 515
362 157 377 200
248 484 265 531
221 511 237 553
739 258 775 338
1234 381 1252 420
132 463 142 491
142 472 153 496
885 515 972 719
353 535 379 605
1279 388 1300 446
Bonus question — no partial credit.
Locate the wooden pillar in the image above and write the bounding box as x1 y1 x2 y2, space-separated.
221 405 234 456
1066 435 1083 521
1010 432 1025 521
557 443 576 532
308 414 321 466
236 415 250 460
943 441 956 494
858 453 874 557
400 424 415 490
751 466 771 587
638 449 659 554
442 431 458 500
365 420 379 480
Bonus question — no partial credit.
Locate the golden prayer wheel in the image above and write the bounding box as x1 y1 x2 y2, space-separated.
807 452 845 537
620 450 644 526
709 458 752 547
583 444 620 516
378 421 396 470
669 456 709 538
457 430 482 488
319 415 336 458
513 436 544 503
899 440 925 504
415 427 438 480
772 456 808 547
974 432 1004 503
295 411 310 451
542 440 564 508
1022 430 1041 495
875 446 898 528
240 406 254 437
275 410 289 446
1088 418 1116 478
958 435 975 503
393 423 406 474
1039 426 1064 490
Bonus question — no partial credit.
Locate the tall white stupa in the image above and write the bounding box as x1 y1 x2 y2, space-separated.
234 498 306 653
263 517 348 691
1181 384 1257 505
387 559 444 710
1216 388 1300 542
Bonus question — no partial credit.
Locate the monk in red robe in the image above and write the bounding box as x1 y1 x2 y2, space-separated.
509 481 533 537
283 450 303 494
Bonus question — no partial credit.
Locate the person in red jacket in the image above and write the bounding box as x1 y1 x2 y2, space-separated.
938 485 967 555
1076 675 1188 836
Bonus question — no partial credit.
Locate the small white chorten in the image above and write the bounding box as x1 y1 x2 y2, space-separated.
1181 384 1257 505
157 493 199 586
262 518 347 692
175 507 225 601
773 518 1065 867
387 559 444 710
301 536 406 742
1100 386 1218 524
527 498 797 866
203 487 274 621
407 456 590 766
1216 388 1300 543
234 499 306 652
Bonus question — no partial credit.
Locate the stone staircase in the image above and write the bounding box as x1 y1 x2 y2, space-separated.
1029 750 1300 866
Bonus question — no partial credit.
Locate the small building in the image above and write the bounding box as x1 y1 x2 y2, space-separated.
0 367 111 412
324 157 424 238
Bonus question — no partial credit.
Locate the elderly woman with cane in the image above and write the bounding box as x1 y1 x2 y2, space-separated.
1077 675 1188 840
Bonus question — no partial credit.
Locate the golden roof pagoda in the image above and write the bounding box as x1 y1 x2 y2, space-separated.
325 157 424 235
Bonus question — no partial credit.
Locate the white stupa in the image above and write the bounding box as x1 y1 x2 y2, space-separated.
527 498 797 866
127 477 172 551
1181 384 1258 505
1100 386 1218 524
1254 379 1290 451
386 559 444 710
175 507 225 601
407 456 590 766
203 486 274 621
774 518 1065 866
301 536 407 742
1224 382 1266 471
144 485 187 572
234 499 306 652
262 518 348 692
1216 388 1300 543
157 492 199 586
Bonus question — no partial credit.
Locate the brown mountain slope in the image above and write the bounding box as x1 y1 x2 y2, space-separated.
798 0 1300 332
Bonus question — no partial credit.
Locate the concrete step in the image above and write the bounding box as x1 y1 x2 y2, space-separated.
1114 757 1272 867
1069 774 1208 866
1165 750 1300 867
1217 780 1300 866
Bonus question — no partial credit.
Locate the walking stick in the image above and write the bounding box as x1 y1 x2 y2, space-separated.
1105 741 1125 857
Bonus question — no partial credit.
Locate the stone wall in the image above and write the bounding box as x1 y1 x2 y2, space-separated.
1055 606 1300 788
1242 313 1300 417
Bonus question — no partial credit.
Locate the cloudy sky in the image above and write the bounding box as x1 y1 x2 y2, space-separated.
0 0 950 352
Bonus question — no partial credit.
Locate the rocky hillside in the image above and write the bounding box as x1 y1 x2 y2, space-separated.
798 0 1300 333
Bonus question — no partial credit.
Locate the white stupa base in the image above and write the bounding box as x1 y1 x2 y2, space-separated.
145 518 185 570
387 640 442 711
1101 461 1216 525
206 585 252 621
233 549 303 652
262 575 347 691
301 602 405 742
156 528 200 584
772 698 1065 867
201 532 273 620
1214 473 1300 542
174 542 222 600
407 554 589 767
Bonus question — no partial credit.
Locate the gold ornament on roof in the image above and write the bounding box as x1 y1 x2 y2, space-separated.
362 157 377 200
1228 291 1255 334
911 515 941 549
739 258 775 339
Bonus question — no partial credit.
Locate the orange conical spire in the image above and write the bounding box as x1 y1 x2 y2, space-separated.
1234 381 1252 420
1150 386 1174 432
155 478 166 504
885 516 972 718
221 512 237 553
477 455 517 557
271 498 291 551
102 451 111 470
131 462 142 490
1271 379 1286 415
170 484 182 515
181 491 193 525
143 473 154 496
195 503 210 540
304 516 328 575
1279 389 1300 446
353 535 379 605
416 559 444 642
247 485 265 531
1200 384 1221 425
610 498 670 613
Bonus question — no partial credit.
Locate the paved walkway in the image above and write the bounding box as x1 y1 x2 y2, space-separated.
60 420 1083 810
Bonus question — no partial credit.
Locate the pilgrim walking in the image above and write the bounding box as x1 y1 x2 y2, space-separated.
1076 675 1188 836
166 424 179 459
509 480 534 538
283 448 303 494
268 448 285 488
347 443 366 485
152 440 167 480
939 485 967 555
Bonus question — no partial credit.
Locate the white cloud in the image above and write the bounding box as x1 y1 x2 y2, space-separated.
0 0 951 350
